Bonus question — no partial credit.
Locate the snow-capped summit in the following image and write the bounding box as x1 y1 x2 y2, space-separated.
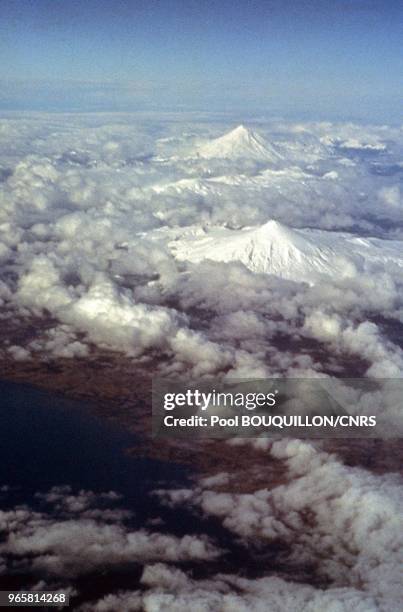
169 220 403 284
196 125 282 162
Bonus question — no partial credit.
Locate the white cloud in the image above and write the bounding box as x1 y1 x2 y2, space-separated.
1 113 403 379
157 440 403 610
0 486 220 578
81 562 379 611
2 112 403 608
378 185 401 208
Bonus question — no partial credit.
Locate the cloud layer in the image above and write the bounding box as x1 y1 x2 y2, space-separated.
1 114 403 382
155 439 403 611
1 114 403 609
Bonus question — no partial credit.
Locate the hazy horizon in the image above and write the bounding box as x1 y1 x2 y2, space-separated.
1 0 402 122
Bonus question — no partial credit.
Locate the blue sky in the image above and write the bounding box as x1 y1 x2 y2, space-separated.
0 0 402 121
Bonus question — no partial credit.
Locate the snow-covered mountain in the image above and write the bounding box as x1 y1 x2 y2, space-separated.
168 220 403 284
196 125 282 162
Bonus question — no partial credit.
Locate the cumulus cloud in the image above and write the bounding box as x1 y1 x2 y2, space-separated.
2 113 403 609
157 439 403 611
82 563 378 611
0 486 220 579
1 113 403 380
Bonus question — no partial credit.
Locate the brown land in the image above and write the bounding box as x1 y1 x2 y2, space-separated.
2 346 403 496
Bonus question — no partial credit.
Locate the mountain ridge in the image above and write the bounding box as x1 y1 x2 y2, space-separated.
168 219 403 284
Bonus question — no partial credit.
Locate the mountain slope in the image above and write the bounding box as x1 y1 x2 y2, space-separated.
196 125 282 162
169 220 403 284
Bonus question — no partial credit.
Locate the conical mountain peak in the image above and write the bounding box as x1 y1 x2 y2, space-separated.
227 125 250 138
169 219 403 285
197 126 282 162
259 219 286 233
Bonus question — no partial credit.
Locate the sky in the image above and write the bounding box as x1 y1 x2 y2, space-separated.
0 0 402 121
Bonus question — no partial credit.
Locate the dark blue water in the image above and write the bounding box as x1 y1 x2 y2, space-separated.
0 379 281 608
0 380 188 526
